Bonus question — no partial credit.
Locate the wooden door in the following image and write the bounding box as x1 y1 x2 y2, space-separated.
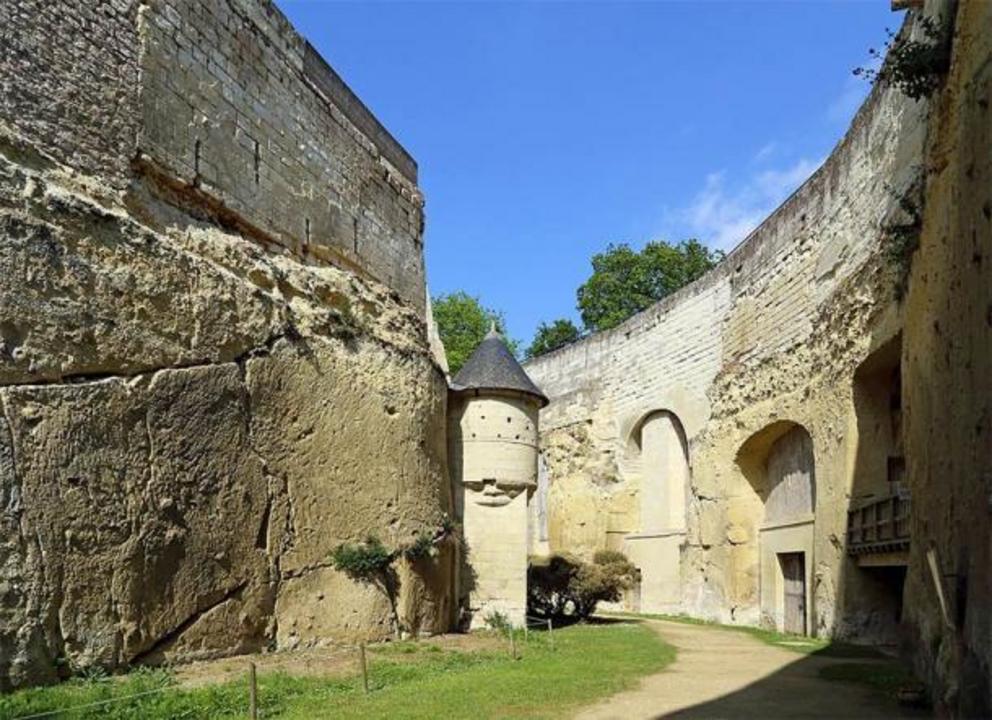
780 552 806 635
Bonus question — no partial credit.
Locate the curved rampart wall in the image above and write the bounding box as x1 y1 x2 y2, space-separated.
525 27 929 634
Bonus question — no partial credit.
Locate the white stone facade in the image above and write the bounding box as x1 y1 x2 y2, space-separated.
450 392 541 628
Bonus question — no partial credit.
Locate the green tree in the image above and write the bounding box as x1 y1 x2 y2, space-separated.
526 319 582 359
431 291 517 375
576 239 722 332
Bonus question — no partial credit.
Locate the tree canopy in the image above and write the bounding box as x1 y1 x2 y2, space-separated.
525 319 582 359
576 239 722 332
431 291 517 375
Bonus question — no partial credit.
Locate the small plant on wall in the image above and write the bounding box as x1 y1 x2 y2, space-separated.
329 518 456 637
882 182 924 301
854 14 952 101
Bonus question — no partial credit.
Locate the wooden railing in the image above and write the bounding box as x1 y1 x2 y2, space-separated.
847 493 911 555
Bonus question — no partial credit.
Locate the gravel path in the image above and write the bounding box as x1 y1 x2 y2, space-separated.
574 620 927 719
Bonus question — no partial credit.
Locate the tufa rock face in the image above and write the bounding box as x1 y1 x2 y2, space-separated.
0 0 452 690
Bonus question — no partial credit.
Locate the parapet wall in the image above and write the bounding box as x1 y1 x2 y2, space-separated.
0 0 450 690
525 14 929 635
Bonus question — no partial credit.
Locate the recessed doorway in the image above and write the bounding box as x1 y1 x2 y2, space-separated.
779 552 807 635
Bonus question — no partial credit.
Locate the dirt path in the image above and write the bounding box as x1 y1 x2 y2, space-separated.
574 620 926 719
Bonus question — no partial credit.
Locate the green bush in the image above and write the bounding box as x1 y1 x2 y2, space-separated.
402 532 437 562
329 535 395 580
854 15 951 101
528 551 639 622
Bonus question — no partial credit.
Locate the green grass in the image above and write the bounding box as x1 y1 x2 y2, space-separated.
0 622 675 720
604 611 882 658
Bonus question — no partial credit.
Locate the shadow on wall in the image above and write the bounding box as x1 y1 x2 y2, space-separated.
841 334 909 646
731 422 816 635
655 646 927 720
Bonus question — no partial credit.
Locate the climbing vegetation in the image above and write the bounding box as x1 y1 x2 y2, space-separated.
329 520 457 636
881 182 924 301
854 15 952 101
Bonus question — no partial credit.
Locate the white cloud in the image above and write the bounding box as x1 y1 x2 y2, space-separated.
670 156 823 252
753 141 778 163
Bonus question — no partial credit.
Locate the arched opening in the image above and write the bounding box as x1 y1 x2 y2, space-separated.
736 422 816 635
632 411 690 533
847 335 908 644
622 410 690 613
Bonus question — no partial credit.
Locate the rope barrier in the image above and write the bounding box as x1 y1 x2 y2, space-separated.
12 683 176 720
11 624 560 719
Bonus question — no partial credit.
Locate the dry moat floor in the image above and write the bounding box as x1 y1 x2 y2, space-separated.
0 618 924 719
578 618 927 719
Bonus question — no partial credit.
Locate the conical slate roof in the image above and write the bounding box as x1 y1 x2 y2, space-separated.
451 327 549 407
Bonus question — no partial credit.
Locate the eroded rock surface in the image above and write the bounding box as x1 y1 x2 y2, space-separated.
0 0 452 690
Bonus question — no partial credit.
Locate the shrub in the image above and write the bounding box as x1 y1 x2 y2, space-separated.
528 551 639 622
882 182 924 301
330 535 395 580
329 522 458 638
854 15 951 101
402 531 437 562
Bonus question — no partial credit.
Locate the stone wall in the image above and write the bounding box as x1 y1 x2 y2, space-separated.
0 0 451 690
524 12 929 635
526 3 991 708
902 0 991 714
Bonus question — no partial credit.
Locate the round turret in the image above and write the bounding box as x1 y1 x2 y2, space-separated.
448 327 548 627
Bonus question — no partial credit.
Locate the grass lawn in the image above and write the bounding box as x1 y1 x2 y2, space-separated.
0 621 675 720
603 611 883 658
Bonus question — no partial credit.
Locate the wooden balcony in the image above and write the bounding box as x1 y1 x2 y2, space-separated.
847 492 911 561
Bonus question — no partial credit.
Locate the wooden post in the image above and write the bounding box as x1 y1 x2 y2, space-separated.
509 628 517 659
359 642 370 693
547 619 554 650
248 662 258 720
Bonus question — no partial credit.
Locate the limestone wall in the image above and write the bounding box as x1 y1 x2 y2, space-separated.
525 12 930 636
902 0 991 714
0 0 451 690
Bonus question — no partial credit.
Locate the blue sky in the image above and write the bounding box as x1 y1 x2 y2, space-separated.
276 1 899 346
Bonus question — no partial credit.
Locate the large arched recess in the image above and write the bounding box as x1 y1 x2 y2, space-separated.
735 421 816 635
623 410 690 614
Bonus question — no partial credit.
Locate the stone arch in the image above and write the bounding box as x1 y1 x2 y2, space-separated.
736 421 816 525
847 334 908 643
734 421 816 635
621 410 690 614
628 410 690 533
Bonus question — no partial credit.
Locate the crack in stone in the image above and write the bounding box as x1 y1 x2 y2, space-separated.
0 332 288 391
280 560 336 582
129 579 249 666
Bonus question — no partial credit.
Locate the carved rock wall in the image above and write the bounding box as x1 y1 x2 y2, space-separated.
902 0 992 714
0 0 451 690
